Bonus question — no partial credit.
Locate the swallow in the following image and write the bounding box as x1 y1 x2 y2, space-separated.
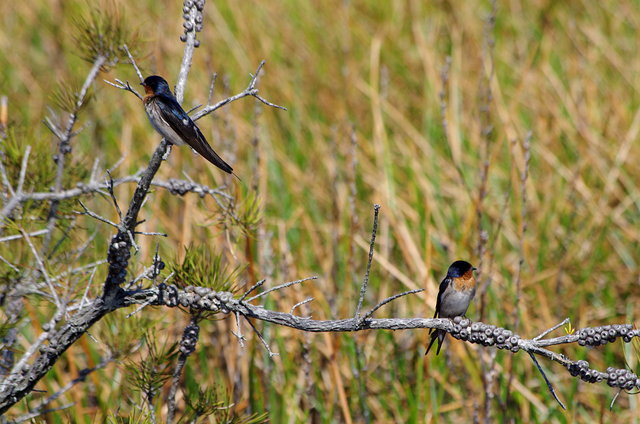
141 75 234 175
425 260 477 356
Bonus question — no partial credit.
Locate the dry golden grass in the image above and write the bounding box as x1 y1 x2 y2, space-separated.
1 0 640 422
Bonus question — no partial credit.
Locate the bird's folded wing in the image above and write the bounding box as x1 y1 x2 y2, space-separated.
156 95 233 174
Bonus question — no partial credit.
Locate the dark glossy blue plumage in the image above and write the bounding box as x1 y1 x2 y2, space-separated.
142 75 233 174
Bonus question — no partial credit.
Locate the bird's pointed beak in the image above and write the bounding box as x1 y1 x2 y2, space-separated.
472 267 477 271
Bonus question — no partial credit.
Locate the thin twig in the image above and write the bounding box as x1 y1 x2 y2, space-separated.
0 254 19 272
505 130 533 415
19 229 61 309
207 72 217 105
123 44 144 82
0 229 49 243
354 204 380 319
192 61 286 121
0 158 16 197
126 299 154 318
51 260 107 283
233 312 246 347
245 318 278 358
534 318 570 341
16 145 31 194
528 351 566 410
11 402 76 423
146 392 157 424
238 279 266 302
246 276 317 302
477 6 497 421
77 200 119 228
610 389 622 410
79 267 98 310
361 289 424 322
89 157 101 183
290 298 314 315
106 170 123 221
186 104 203 114
103 79 143 101
134 231 167 237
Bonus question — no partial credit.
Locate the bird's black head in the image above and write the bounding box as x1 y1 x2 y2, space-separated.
141 75 172 96
447 260 475 278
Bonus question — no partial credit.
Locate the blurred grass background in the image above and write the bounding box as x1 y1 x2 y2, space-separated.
1 0 640 422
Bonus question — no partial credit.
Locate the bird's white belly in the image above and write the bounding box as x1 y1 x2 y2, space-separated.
440 289 474 317
145 102 185 146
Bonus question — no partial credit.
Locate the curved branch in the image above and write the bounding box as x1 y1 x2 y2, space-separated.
2 278 638 414
123 283 640 395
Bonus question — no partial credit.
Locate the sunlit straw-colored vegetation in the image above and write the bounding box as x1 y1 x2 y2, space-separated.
1 0 639 422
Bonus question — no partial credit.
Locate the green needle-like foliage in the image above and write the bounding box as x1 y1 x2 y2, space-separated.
97 314 159 359
125 333 178 402
170 245 244 293
182 387 268 424
215 188 263 238
73 5 139 69
50 80 93 115
106 409 154 424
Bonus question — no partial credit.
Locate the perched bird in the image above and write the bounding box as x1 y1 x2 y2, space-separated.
141 75 233 175
425 260 477 356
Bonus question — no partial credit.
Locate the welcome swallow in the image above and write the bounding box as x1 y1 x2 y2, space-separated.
141 75 233 175
425 260 477 356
